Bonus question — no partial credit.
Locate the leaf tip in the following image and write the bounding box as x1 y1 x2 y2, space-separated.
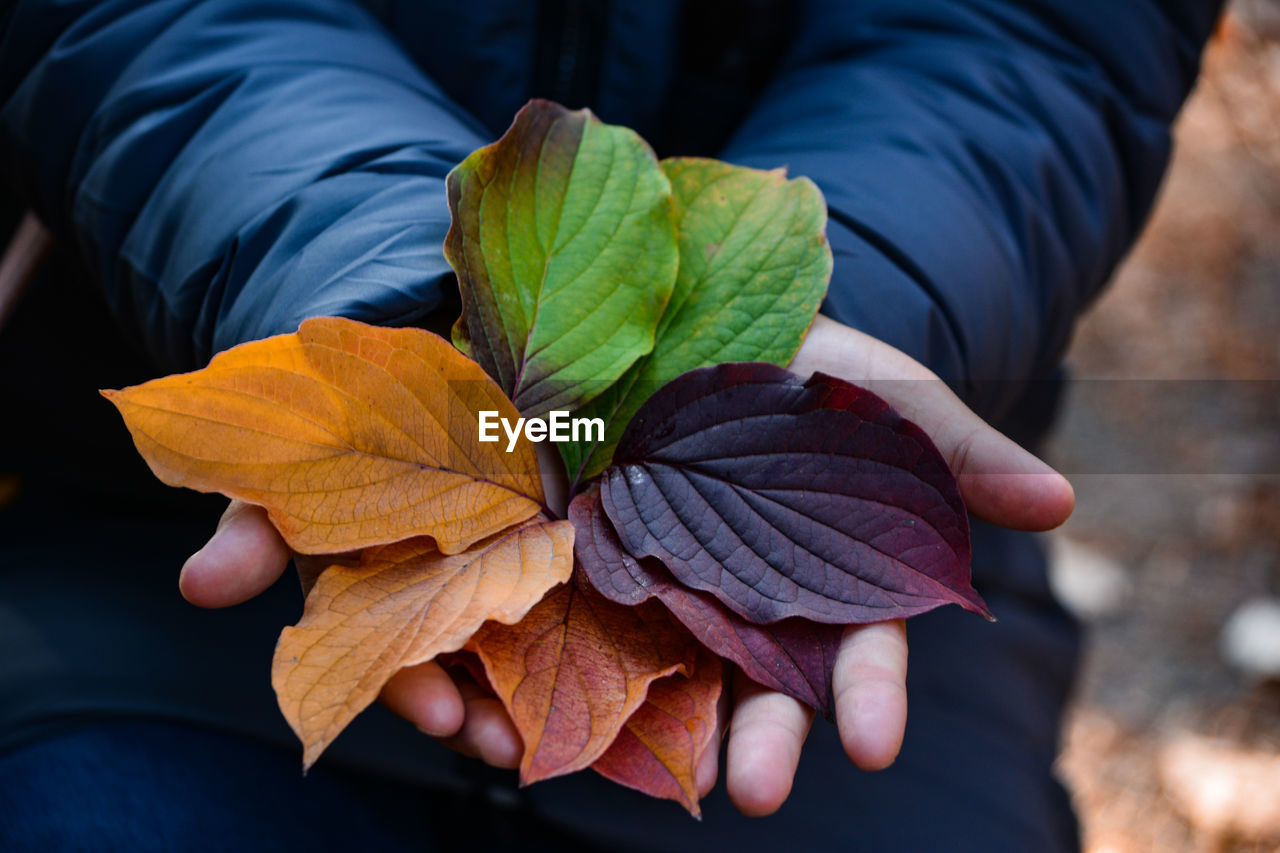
300 745 323 775
957 587 996 622
515 762 542 789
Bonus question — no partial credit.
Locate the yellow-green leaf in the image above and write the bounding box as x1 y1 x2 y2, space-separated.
446 99 678 417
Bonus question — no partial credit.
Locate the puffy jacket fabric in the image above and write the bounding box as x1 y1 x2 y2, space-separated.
1 0 1220 420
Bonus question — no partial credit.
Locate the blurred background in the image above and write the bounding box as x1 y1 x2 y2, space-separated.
1044 2 1280 850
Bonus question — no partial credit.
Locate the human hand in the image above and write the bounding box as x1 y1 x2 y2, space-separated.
715 314 1075 815
179 503 528 771
178 314 1074 812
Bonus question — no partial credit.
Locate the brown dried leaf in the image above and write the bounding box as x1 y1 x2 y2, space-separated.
272 517 573 768
467 573 699 784
592 647 724 817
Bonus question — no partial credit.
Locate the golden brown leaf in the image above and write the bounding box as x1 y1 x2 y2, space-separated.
272 517 573 769
103 316 543 555
468 573 699 784
592 647 724 817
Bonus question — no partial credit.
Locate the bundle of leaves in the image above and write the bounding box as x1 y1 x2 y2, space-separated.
104 100 989 816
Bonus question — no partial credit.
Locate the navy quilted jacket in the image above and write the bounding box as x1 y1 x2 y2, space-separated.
0 0 1221 424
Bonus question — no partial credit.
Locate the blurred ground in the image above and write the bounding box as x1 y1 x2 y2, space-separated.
1044 3 1280 851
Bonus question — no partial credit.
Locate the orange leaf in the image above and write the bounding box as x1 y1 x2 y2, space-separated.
103 316 544 555
272 516 573 769
592 647 724 817
468 573 699 784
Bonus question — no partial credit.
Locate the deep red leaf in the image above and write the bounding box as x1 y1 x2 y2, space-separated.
466 572 698 784
591 646 724 817
571 488 842 712
598 363 990 625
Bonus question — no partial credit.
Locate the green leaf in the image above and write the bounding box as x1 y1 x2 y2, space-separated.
446 99 678 417
560 157 833 487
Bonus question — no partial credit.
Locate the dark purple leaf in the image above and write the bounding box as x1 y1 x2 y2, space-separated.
568 486 655 606
570 488 843 713
599 363 990 625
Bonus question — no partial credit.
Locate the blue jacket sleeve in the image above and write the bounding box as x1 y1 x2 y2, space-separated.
721 0 1222 421
0 0 488 370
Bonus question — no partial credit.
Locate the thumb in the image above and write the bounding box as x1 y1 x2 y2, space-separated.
180 500 291 607
792 316 1074 531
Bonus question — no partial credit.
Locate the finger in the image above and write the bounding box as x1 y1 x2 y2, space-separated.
832 620 908 771
725 670 814 816
438 680 523 769
792 316 1074 531
180 500 290 608
380 661 466 737
951 428 1074 531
